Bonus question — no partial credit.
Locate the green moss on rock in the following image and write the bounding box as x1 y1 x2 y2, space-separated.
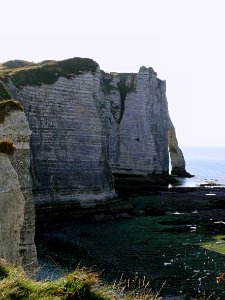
0 82 11 101
1 60 36 70
0 57 99 89
116 73 135 123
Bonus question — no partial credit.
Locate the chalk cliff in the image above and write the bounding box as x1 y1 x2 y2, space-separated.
99 67 170 175
2 59 117 209
0 102 37 270
0 57 189 209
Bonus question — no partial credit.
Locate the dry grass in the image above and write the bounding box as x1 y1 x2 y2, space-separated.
0 260 162 300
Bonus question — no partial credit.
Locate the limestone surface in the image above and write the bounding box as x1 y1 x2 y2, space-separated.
0 109 37 270
1 58 190 211
5 68 117 207
99 67 169 175
0 153 25 264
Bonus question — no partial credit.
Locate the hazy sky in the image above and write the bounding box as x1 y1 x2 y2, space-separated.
1 0 225 146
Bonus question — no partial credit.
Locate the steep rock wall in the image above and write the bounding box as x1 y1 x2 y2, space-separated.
1 58 190 213
99 67 169 175
0 107 37 270
0 152 25 264
5 66 116 207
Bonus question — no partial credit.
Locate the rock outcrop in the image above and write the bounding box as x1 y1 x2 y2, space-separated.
3 59 117 210
0 57 190 212
0 151 25 264
99 67 169 175
168 117 192 177
0 101 37 270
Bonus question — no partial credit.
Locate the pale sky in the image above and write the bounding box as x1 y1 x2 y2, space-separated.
1 0 225 146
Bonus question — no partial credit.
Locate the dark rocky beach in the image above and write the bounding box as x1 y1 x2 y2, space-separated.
36 185 225 299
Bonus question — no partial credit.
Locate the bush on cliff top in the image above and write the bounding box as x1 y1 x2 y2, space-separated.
0 100 23 123
0 57 99 89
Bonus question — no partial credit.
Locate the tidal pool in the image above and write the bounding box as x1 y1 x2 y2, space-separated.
36 195 225 299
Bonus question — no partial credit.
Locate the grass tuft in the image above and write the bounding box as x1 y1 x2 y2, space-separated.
0 260 163 300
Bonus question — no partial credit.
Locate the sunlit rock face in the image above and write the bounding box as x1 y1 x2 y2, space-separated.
0 109 37 271
5 66 117 207
99 67 170 175
1 57 189 213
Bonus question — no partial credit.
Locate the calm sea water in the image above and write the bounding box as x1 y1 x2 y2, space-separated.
175 147 225 187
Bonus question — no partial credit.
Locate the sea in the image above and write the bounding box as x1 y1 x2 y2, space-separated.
173 146 225 187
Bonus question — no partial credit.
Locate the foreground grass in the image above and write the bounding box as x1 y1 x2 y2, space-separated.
0 260 161 300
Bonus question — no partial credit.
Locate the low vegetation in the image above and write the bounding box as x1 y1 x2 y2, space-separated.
0 260 162 300
0 100 23 123
0 82 11 101
0 57 99 89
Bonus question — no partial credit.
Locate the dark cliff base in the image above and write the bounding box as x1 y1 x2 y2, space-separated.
114 173 178 199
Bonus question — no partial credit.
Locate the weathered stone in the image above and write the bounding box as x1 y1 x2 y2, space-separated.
5 69 117 209
168 118 192 177
1 58 189 216
99 67 170 175
0 152 25 264
0 109 37 270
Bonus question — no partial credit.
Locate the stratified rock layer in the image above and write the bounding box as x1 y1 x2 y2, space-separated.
99 67 169 175
5 68 116 207
0 109 37 270
1 58 190 213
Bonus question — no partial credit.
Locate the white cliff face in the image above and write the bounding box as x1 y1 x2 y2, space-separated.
118 67 169 175
1 57 190 217
0 153 24 264
0 109 37 270
99 67 170 175
6 70 117 207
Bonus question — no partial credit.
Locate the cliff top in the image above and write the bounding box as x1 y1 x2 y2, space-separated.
0 57 99 89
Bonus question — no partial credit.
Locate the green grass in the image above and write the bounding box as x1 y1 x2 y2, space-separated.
0 260 162 300
199 235 225 255
1 60 36 70
0 57 99 89
0 261 109 300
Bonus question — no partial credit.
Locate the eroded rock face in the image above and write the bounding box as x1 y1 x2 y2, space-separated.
1 58 189 214
0 109 37 270
168 117 192 177
99 67 169 175
6 69 117 207
0 153 25 264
